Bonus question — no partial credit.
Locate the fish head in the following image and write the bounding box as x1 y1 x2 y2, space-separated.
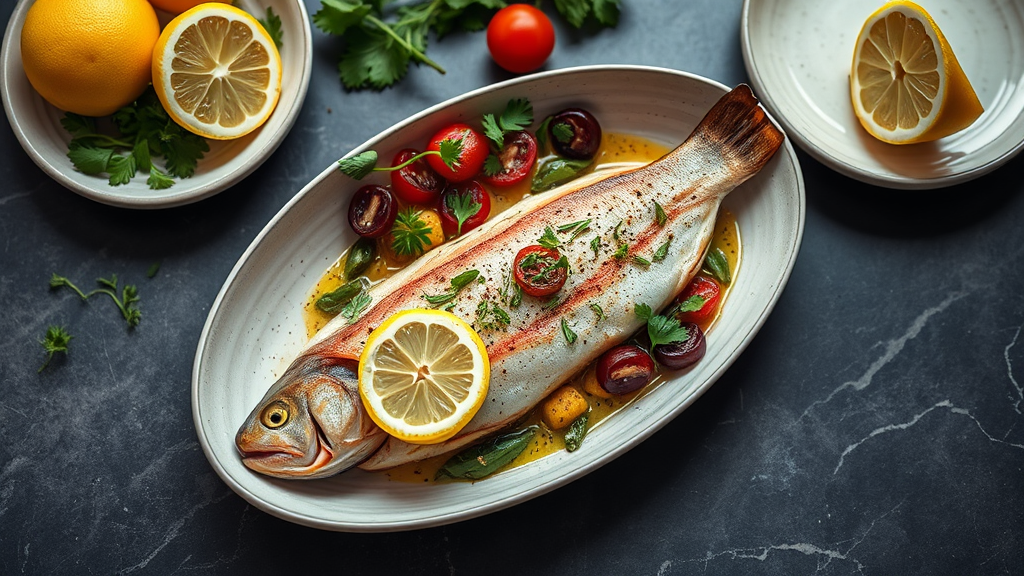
235 354 387 479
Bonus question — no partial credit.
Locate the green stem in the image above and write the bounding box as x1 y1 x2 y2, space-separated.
77 133 135 148
364 14 446 74
372 150 441 172
89 289 130 322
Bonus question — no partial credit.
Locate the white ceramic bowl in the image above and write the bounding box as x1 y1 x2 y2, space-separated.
192 66 806 532
0 0 312 208
742 0 1024 189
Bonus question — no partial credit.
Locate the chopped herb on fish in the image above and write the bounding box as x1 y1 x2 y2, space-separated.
476 300 511 331
653 239 671 262
422 269 480 306
613 220 624 240
589 302 606 321
635 302 689 348
537 226 562 249
590 235 601 256
561 318 578 344
654 201 667 226
341 292 372 324
632 255 651 267
613 244 628 260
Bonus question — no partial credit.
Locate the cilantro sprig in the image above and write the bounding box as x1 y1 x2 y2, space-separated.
338 139 462 180
634 303 689 349
482 98 534 149
445 190 482 236
62 88 209 190
50 273 141 328
257 7 284 48
390 208 436 257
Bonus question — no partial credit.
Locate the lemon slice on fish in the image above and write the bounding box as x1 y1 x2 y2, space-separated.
850 0 983 144
358 309 490 444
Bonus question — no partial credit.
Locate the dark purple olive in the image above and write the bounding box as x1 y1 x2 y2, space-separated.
596 344 655 395
548 108 602 160
348 185 397 238
653 323 706 370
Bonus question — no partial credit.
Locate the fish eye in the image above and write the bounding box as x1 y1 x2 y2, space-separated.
260 401 290 429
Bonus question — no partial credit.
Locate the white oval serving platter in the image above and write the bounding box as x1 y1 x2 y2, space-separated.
192 65 806 532
0 0 312 209
741 0 1024 189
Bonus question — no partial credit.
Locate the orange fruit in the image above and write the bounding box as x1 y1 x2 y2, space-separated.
850 1 983 144
20 0 160 117
148 0 231 15
151 3 282 139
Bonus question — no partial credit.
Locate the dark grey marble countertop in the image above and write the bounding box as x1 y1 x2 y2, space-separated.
2 0 1022 574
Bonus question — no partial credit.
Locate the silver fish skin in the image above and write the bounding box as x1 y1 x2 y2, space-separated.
235 84 784 479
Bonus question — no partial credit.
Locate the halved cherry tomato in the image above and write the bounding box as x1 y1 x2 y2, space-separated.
487 4 556 74
674 275 721 325
481 131 538 187
439 180 491 237
426 123 489 183
513 245 567 298
390 148 446 205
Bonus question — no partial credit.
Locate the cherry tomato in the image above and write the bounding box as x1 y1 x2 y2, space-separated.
439 180 491 237
513 245 567 297
348 185 397 238
487 4 556 74
596 344 655 395
481 131 538 187
426 124 489 183
674 275 722 325
390 148 446 205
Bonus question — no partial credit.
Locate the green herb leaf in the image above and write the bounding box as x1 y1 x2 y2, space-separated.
675 294 706 313
146 262 161 278
552 122 574 143
60 114 96 137
313 0 372 36
703 247 732 285
654 201 667 226
632 255 651 267
476 300 511 331
564 412 589 452
589 302 606 321
537 226 562 249
482 114 504 149
613 244 628 260
646 314 689 348
341 291 372 324
338 150 379 180
653 240 671 262
446 190 482 236
436 426 537 480
38 325 72 373
146 166 175 190
557 219 591 236
344 238 377 280
536 116 552 151
560 318 578 344
500 98 533 131
613 220 624 240
590 235 601 256
422 269 480 305
258 7 284 48
483 154 503 177
634 303 653 321
317 279 367 314
106 154 137 186
543 296 563 310
530 254 569 283
67 144 114 175
391 208 434 257
438 138 464 169
530 157 592 192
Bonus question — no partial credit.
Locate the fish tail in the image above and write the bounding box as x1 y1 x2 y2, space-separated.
692 84 785 181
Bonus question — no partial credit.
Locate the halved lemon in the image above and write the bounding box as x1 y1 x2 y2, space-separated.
850 1 983 144
358 309 490 444
152 3 282 140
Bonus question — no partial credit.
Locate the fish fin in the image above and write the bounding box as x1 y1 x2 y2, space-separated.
693 84 785 181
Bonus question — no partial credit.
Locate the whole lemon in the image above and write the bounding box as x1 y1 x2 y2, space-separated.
148 0 231 15
21 0 160 117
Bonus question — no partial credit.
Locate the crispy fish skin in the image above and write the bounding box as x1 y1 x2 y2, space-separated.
235 84 784 479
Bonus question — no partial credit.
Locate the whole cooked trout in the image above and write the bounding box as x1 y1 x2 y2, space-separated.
236 85 784 479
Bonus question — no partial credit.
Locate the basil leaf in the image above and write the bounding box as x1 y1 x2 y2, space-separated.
530 157 592 192
435 427 538 480
344 238 377 280
703 247 731 285
564 412 589 452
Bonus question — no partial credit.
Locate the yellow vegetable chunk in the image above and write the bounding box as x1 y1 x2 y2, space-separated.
541 386 589 430
581 366 612 399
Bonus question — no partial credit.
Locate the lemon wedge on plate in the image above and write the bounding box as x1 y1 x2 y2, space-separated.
358 309 490 444
152 3 282 140
850 0 983 144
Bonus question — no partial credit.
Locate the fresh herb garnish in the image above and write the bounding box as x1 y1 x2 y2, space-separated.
391 208 435 257
530 157 592 192
257 7 284 48
338 140 462 180
703 247 732 285
422 269 480 305
536 116 552 151
146 262 161 279
476 300 511 330
530 254 569 283
564 412 589 452
557 219 591 243
436 426 538 480
675 295 706 314
589 302 606 321
590 235 601 256
613 243 628 260
38 325 72 373
500 271 523 308
483 154 503 177
613 220 624 241
62 88 209 189
537 226 562 249
551 122 574 144
560 318 578 344
543 295 563 310
634 303 690 349
341 291 372 324
445 190 482 236
482 98 533 149
653 239 671 262
50 273 141 328
316 279 367 314
654 201 667 226
632 255 651 267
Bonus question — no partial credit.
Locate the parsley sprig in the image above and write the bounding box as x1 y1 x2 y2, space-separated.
38 326 72 373
476 300 511 330
50 273 141 328
634 303 689 349
482 98 534 149
257 7 284 48
445 190 482 236
62 88 209 190
338 140 462 180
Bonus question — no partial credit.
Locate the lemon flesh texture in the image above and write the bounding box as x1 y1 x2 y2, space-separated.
20 0 159 117
851 1 983 144
359 311 490 445
153 5 282 140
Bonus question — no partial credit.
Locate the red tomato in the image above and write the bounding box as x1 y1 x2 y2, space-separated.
439 180 491 237
674 276 722 325
487 4 556 74
390 148 446 204
481 131 538 187
426 124 489 183
513 245 567 297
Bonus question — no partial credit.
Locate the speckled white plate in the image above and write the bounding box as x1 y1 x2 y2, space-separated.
192 66 806 532
741 0 1024 189
0 0 312 209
